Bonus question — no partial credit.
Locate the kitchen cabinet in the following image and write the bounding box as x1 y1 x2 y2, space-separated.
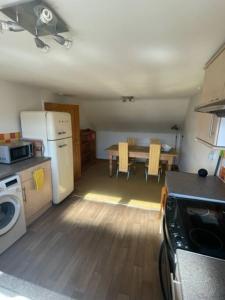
197 113 225 147
201 48 225 104
44 102 81 180
197 46 225 147
19 160 52 225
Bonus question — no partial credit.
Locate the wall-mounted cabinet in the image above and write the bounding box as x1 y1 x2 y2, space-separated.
197 113 225 147
197 46 225 148
200 48 225 105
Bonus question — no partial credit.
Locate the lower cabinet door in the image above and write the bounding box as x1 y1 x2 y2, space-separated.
22 164 52 225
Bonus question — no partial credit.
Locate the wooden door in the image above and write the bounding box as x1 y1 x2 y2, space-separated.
44 102 81 180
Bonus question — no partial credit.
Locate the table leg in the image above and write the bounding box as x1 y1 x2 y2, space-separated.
167 157 174 171
109 154 113 176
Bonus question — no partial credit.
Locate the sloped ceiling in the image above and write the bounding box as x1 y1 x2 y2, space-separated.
0 0 225 99
59 97 190 132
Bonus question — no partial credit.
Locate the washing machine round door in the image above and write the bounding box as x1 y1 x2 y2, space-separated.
0 195 20 236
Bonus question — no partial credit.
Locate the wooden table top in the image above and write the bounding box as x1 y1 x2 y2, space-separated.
106 144 178 156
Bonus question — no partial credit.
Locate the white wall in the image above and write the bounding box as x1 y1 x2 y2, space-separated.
0 79 54 133
97 130 178 159
179 93 219 175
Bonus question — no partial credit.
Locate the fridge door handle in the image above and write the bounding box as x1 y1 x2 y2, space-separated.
58 144 67 148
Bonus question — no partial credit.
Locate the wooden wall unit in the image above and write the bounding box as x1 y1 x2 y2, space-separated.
80 129 96 170
44 102 81 180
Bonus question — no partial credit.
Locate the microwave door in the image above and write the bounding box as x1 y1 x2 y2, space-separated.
10 146 29 162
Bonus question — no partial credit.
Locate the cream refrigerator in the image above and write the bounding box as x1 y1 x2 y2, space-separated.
20 111 74 204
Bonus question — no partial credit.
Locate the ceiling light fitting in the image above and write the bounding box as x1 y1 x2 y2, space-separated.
0 0 72 53
34 35 50 53
0 20 24 32
122 96 135 103
53 34 72 49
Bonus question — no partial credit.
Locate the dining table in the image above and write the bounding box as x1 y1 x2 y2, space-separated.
105 144 178 176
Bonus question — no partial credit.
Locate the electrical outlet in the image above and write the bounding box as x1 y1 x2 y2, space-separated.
208 151 215 160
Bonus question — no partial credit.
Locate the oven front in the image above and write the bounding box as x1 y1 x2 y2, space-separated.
165 196 225 260
159 196 225 300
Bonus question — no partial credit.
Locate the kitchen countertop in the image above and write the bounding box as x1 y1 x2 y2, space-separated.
0 271 74 300
0 157 51 180
166 171 225 202
176 249 225 300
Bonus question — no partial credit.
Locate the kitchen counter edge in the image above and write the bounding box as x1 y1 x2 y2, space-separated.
0 157 51 180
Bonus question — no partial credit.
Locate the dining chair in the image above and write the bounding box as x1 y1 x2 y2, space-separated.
127 137 136 146
116 142 133 179
145 139 162 182
127 137 137 166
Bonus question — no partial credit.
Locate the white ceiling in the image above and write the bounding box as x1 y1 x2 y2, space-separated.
0 0 225 99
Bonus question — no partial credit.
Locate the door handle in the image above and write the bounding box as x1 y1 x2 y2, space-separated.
22 187 27 202
58 144 67 148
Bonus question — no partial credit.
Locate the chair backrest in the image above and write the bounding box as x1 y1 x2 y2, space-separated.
119 142 128 172
127 137 136 146
148 139 161 175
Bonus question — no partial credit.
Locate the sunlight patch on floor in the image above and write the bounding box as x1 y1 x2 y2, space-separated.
83 192 160 211
84 192 122 204
128 199 160 211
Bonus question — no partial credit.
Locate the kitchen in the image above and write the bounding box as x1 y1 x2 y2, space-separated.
0 0 225 299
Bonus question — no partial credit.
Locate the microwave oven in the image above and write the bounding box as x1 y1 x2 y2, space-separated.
0 141 33 164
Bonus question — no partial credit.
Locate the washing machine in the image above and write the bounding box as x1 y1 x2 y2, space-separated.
0 175 26 255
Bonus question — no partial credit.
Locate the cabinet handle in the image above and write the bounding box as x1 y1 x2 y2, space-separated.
209 116 214 137
210 98 219 102
22 187 27 202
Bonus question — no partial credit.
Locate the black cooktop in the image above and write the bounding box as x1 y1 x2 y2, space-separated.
166 197 225 260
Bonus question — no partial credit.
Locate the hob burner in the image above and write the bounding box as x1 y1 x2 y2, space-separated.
187 207 209 217
189 228 223 251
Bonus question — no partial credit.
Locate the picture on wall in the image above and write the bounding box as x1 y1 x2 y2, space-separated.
218 151 225 182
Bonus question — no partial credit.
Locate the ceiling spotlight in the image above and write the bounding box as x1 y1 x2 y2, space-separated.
34 36 50 53
53 34 72 49
122 96 135 103
0 20 24 33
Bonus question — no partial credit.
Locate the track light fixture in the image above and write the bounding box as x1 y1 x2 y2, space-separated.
122 96 135 103
53 34 72 49
34 36 50 53
0 1 73 54
0 20 24 33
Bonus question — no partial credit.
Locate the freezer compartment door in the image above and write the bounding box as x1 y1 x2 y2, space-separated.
48 138 74 204
47 112 72 140
21 111 48 141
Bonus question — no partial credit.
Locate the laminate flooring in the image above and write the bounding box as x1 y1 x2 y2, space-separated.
0 197 163 300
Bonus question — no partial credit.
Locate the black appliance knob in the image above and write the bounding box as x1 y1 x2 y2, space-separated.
175 236 183 247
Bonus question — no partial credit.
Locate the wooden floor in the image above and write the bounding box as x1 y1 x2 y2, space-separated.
77 160 164 209
0 197 162 300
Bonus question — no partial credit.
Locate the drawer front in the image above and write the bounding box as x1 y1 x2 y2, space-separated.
19 160 51 182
